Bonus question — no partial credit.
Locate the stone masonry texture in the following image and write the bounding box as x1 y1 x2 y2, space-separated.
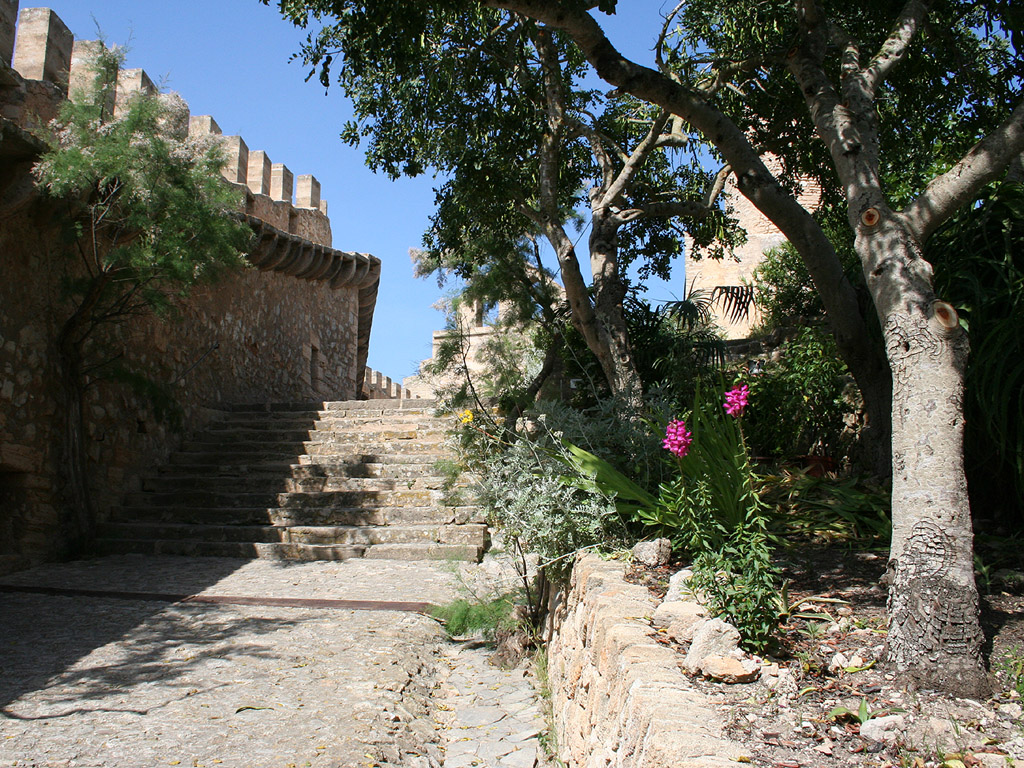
547 554 744 767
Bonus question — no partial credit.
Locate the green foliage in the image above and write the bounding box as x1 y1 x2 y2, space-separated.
561 293 726 407
666 0 1021 208
743 327 857 460
430 593 518 640
829 698 905 725
929 183 1024 523
762 470 891 546
639 384 780 651
35 44 251 342
995 646 1024 699
476 434 626 580
32 43 252 545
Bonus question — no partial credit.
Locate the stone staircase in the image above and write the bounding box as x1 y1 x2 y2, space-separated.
95 400 488 561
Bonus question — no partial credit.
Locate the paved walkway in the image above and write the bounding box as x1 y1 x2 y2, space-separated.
0 556 548 768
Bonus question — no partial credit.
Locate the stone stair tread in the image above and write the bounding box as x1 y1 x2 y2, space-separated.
94 538 367 561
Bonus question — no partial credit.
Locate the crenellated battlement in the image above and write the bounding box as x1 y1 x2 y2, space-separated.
2 1 336 249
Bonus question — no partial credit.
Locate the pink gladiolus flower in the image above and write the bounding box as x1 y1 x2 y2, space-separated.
723 384 749 417
663 419 693 458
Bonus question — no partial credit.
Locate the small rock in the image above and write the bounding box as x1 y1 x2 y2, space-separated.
685 619 742 674
666 568 695 600
999 702 1023 720
1003 736 1024 760
828 652 849 673
700 655 760 683
632 538 672 567
975 754 1011 768
859 714 905 743
653 600 708 643
904 716 960 752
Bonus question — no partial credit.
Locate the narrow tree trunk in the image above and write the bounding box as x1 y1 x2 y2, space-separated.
859 222 988 695
589 212 644 406
56 341 95 555
53 271 111 555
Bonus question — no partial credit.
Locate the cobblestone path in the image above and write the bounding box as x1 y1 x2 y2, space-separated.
0 556 548 768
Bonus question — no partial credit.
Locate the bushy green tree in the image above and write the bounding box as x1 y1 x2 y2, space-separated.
270 0 741 402
34 46 252 552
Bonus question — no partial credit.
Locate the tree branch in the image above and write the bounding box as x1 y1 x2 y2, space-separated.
597 109 670 208
862 0 931 97
903 98 1024 243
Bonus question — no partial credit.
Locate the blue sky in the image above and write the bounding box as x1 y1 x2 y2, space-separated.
36 0 679 382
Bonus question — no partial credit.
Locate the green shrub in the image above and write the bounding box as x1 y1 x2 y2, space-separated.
430 593 518 640
744 326 857 460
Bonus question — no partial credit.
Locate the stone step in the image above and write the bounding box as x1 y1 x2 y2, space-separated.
140 474 463 494
175 439 447 457
111 504 480 527
154 460 448 482
362 542 483 561
168 447 451 466
96 522 488 548
190 426 448 444
94 537 367 561
215 400 437 415
123 488 446 509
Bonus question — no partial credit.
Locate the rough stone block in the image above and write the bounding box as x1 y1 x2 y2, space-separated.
68 40 112 109
188 114 221 137
247 150 271 195
296 174 321 209
221 135 248 184
1 0 18 67
114 68 156 116
270 163 293 203
12 7 72 88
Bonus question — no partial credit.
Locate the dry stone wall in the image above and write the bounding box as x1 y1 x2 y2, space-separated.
547 555 743 768
0 3 386 572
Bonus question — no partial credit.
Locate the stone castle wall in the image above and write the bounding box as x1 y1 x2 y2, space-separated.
0 2 384 572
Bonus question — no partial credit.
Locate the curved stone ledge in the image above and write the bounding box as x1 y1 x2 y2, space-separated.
548 554 743 768
239 213 379 396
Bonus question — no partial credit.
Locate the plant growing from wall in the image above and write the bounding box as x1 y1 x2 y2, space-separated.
33 46 252 553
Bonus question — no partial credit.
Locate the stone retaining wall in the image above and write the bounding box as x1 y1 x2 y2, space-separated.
547 554 742 768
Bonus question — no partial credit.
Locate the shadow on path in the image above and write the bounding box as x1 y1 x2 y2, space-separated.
0 556 271 716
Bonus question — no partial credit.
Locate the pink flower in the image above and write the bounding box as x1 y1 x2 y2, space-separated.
663 419 693 458
723 384 749 417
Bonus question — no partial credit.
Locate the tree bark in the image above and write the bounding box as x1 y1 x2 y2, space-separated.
55 328 95 556
860 217 987 694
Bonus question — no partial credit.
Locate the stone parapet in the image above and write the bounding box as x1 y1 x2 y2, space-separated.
11 6 70 89
0 1 16 67
547 555 743 768
5 5 338 250
361 366 416 400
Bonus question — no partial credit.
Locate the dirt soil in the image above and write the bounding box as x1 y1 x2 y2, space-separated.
625 544 1024 768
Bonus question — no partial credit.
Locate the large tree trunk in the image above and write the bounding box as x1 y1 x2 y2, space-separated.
859 220 988 696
